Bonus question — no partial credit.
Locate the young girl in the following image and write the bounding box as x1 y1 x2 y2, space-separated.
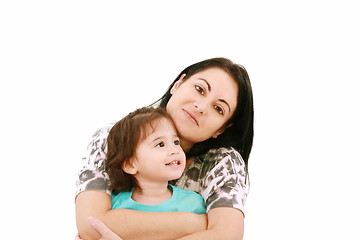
106 107 205 214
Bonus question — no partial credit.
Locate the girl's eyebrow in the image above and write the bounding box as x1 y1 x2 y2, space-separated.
151 134 179 143
198 78 231 113
150 136 164 144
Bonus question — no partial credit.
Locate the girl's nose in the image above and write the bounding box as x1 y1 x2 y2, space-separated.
169 146 179 156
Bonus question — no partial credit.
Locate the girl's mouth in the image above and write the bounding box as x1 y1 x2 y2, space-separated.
165 160 181 166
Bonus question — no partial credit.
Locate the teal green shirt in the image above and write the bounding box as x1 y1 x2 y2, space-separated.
111 185 206 214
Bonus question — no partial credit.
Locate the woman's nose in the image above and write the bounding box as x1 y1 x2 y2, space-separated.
193 101 208 115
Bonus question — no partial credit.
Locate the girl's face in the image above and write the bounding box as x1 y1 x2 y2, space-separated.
166 67 238 152
129 118 186 184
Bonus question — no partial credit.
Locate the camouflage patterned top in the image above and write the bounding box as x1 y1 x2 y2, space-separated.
76 124 248 214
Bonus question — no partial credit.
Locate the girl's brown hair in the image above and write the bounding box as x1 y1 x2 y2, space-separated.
106 107 173 194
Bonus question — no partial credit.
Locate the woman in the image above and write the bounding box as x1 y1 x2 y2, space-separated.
76 57 254 240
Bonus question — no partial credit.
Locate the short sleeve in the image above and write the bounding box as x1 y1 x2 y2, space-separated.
75 125 113 197
200 148 248 215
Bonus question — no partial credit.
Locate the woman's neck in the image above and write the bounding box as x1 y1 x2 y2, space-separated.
131 182 172 205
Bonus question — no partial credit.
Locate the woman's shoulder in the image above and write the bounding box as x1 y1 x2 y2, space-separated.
86 123 115 149
203 147 245 167
90 123 115 140
199 147 246 182
200 147 248 213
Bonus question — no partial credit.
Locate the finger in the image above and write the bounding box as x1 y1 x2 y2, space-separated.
74 233 81 240
88 216 111 236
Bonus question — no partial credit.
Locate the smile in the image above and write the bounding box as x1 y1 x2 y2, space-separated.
165 160 181 166
183 109 199 126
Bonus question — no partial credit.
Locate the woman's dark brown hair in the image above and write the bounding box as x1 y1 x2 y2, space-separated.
106 107 173 194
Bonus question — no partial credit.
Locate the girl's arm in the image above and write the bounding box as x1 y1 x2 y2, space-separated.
176 207 244 240
76 190 207 240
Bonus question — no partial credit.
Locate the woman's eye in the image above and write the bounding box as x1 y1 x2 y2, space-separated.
195 85 205 95
214 105 224 115
174 139 180 145
156 142 165 147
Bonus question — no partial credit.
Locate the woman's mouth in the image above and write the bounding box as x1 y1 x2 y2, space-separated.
183 109 199 126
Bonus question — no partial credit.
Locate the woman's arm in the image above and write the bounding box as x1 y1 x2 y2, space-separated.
76 191 208 240
79 207 243 240
173 148 247 239
176 207 244 240
76 216 123 240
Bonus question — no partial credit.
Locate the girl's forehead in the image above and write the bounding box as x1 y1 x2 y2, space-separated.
142 117 175 138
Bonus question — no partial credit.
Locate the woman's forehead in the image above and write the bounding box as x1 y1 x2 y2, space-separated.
189 68 238 107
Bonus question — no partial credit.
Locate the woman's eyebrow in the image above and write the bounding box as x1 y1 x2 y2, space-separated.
219 99 231 113
198 78 211 91
198 78 231 113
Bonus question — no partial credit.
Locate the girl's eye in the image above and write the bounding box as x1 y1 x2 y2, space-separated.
155 142 165 147
214 105 224 115
174 139 180 145
195 85 205 95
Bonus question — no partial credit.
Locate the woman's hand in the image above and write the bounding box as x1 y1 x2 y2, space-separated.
75 216 123 240
89 216 123 240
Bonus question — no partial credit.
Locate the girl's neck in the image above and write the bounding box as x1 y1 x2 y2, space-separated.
131 182 172 205
179 137 194 153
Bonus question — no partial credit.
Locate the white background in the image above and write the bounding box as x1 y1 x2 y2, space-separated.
1 1 359 239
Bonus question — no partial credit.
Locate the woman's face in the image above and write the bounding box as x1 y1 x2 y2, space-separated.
166 67 238 152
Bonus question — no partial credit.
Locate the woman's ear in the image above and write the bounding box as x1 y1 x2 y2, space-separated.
212 123 233 139
170 73 186 94
122 159 138 175
212 129 224 139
